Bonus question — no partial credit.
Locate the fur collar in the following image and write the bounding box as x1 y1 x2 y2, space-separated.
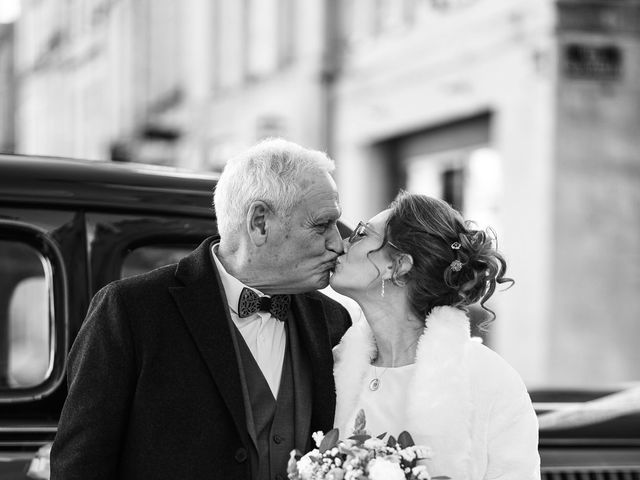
333 306 474 479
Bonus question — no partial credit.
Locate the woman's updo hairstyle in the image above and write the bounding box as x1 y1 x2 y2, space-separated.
383 191 513 321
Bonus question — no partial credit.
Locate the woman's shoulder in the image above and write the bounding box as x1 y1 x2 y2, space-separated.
467 340 529 394
467 341 539 442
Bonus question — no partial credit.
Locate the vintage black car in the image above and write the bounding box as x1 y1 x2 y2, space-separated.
0 155 639 479
0 155 220 478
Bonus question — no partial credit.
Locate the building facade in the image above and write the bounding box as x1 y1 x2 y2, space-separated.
332 0 557 384
13 0 192 163
9 0 640 388
0 24 16 153
331 0 640 387
180 0 334 170
550 0 640 387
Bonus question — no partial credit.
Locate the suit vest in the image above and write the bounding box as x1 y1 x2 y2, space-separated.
235 326 295 480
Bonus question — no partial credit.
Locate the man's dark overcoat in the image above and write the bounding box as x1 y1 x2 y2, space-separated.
50 238 351 480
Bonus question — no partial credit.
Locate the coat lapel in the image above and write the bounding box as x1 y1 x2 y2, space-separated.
168 238 249 446
290 294 337 438
286 308 312 451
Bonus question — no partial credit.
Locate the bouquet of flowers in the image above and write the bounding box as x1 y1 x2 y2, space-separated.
287 410 449 480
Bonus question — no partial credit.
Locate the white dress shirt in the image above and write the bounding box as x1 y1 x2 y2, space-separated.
211 244 286 398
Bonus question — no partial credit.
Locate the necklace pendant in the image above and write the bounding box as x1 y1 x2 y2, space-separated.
368 378 380 391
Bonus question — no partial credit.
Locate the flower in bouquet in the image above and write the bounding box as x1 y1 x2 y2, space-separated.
287 409 450 480
367 457 405 480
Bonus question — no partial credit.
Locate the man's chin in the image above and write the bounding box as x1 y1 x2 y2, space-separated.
301 273 331 293
303 275 330 292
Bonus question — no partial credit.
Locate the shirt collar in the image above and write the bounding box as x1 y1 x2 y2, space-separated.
211 243 264 315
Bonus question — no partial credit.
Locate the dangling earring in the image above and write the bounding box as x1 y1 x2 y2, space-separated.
381 278 386 297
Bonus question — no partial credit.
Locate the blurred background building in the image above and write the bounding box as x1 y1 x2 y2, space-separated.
0 21 15 153
1 0 639 389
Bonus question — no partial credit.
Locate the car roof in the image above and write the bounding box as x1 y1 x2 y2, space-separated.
0 154 219 217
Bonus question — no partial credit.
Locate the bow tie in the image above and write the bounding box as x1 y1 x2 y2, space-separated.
237 287 291 322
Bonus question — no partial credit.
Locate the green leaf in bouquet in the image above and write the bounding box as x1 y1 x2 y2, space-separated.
319 428 340 453
376 432 387 440
387 435 397 448
397 431 415 449
352 409 367 435
347 434 371 445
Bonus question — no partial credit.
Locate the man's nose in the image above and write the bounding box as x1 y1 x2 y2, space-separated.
326 225 344 254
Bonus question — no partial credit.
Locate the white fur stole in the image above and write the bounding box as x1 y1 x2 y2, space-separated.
333 306 474 479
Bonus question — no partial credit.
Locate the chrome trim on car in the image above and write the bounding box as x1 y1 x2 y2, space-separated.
535 402 586 411
0 425 57 433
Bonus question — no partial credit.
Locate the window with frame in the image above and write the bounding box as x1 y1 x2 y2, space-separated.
0 239 52 389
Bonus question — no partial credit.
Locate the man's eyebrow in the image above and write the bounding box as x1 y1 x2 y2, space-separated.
315 208 341 221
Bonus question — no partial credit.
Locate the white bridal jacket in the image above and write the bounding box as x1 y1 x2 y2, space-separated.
333 306 541 480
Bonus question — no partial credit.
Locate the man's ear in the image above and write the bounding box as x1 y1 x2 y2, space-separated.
246 201 271 246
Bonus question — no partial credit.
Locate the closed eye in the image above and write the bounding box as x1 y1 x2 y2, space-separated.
315 221 333 232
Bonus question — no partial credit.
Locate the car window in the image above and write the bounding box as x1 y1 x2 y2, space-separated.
121 244 195 279
0 240 51 389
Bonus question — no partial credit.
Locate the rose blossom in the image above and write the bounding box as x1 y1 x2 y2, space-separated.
367 458 405 480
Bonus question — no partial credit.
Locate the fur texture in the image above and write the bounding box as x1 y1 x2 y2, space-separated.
333 305 540 480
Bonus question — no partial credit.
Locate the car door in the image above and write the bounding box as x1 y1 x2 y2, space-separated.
0 208 85 479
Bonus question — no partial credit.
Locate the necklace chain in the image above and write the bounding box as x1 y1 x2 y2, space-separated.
368 336 421 391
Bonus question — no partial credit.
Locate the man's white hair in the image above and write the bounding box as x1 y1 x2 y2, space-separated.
213 138 335 239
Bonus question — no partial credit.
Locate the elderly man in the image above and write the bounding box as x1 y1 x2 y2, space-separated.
50 139 351 480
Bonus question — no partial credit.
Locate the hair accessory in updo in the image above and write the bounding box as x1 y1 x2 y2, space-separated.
450 242 463 271
450 259 463 272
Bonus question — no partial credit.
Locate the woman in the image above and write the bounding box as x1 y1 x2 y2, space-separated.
330 192 540 480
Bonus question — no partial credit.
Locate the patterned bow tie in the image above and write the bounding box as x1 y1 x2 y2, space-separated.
237 287 291 322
